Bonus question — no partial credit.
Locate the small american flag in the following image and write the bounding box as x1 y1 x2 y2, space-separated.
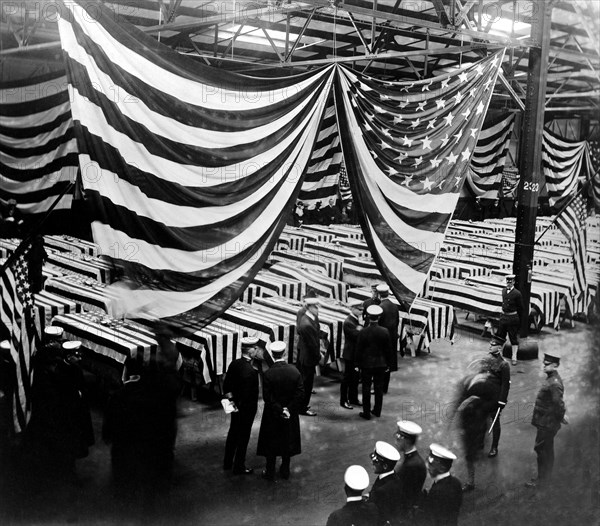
0 244 39 433
338 162 352 202
555 195 588 302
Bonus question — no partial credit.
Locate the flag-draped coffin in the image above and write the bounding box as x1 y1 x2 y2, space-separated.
335 51 505 307
0 71 77 218
57 0 333 323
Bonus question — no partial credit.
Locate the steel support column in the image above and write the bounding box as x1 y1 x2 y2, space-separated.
513 1 554 336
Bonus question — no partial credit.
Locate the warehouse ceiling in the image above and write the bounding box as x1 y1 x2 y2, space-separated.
1 0 599 117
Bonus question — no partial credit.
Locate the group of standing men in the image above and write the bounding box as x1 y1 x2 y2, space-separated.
339 283 400 420
327 420 463 526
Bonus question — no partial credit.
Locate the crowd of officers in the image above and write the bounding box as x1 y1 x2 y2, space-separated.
0 276 567 524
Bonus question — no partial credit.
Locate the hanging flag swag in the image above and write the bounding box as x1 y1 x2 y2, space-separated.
466 113 515 199
0 71 77 219
335 50 505 308
56 0 333 324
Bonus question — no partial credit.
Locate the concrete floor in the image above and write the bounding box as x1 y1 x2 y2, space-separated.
1 317 599 526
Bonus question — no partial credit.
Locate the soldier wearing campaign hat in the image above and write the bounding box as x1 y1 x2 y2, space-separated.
367 441 402 526
326 465 378 526
257 341 304 481
423 444 463 526
223 336 262 475
355 305 392 420
526 351 567 489
394 421 427 517
496 274 524 366
340 300 363 409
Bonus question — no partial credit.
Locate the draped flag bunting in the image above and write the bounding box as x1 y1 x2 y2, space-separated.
335 51 505 307
0 70 77 218
465 114 515 198
0 244 39 433
589 139 600 213
298 92 343 209
57 0 333 323
555 194 588 306
543 129 590 207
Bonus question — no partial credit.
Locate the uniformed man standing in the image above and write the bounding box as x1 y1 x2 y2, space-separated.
362 284 380 324
256 341 304 481
422 444 463 526
296 297 321 416
367 441 402 526
223 336 261 475
526 351 567 489
326 465 377 526
340 300 362 409
482 335 511 458
355 305 391 420
495 274 524 365
394 421 427 519
376 283 400 394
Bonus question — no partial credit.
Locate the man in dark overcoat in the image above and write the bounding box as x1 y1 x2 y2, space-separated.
256 341 304 481
223 336 261 474
376 283 399 393
355 305 391 420
340 300 362 409
296 297 321 416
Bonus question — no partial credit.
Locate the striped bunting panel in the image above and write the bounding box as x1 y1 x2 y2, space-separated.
465 114 515 198
543 128 589 207
298 92 343 210
57 1 333 324
0 70 77 218
335 50 505 309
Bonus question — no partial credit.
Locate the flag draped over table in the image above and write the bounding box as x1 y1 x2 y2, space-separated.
465 114 515 198
555 194 588 307
543 129 591 207
335 51 505 307
0 71 77 219
57 0 332 323
298 92 343 209
0 245 39 433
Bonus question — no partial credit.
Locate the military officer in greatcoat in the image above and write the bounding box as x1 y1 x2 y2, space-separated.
421 444 463 526
367 441 402 526
394 421 427 520
362 284 380 324
526 351 567 489
339 300 362 409
223 336 261 475
256 341 304 481
355 305 391 420
326 465 377 526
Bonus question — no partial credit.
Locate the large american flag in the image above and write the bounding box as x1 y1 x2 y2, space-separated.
0 245 39 433
555 194 588 301
335 51 505 307
57 0 332 324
